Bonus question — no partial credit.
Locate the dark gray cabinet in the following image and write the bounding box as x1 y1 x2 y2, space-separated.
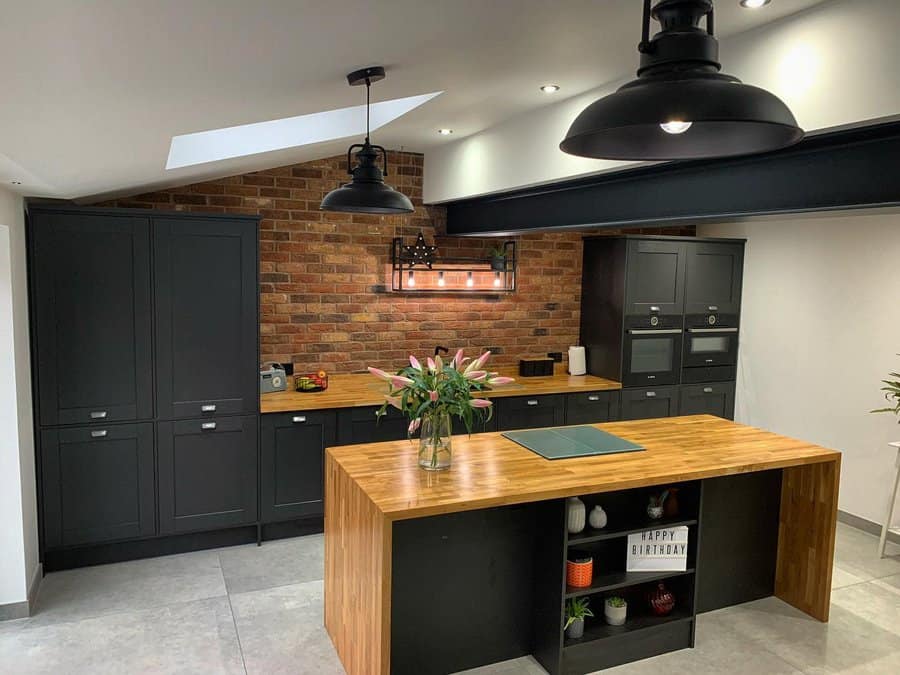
621 386 679 420
336 405 409 445
565 391 620 425
451 412 498 436
154 217 259 420
40 423 155 548
158 415 258 534
625 239 686 316
497 395 566 431
684 242 744 317
261 411 336 522
679 382 736 420
30 211 153 426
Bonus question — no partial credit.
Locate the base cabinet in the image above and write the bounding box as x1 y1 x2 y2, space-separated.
621 386 679 420
565 391 620 425
261 411 336 522
157 416 258 534
679 382 736 420
497 394 567 431
40 424 155 549
336 405 409 445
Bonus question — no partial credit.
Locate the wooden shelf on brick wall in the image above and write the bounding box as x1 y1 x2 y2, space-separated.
390 237 516 293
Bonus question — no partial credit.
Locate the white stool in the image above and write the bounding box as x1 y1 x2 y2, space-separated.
879 441 900 558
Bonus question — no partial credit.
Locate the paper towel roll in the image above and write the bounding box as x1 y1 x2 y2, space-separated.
568 346 586 375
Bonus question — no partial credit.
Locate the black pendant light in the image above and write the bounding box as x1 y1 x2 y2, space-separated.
560 0 803 161
321 66 415 214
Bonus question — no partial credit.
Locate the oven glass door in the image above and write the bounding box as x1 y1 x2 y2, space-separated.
684 328 738 367
624 329 682 386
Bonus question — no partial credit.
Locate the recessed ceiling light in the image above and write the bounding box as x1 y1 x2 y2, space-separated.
540 84 561 93
740 0 771 8
438 128 454 135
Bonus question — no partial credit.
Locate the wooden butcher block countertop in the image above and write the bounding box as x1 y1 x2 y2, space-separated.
325 414 841 521
260 370 621 414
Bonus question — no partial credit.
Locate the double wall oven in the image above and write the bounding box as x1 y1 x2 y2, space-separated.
621 309 682 387
681 308 739 383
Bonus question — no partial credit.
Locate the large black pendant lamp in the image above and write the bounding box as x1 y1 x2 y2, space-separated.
560 0 804 161
320 66 415 214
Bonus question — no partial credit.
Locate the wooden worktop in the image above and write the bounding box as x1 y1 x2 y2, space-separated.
326 414 840 521
260 370 620 413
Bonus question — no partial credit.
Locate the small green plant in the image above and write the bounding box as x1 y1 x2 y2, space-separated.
564 596 594 629
871 358 900 422
649 489 669 508
605 596 626 608
488 244 506 259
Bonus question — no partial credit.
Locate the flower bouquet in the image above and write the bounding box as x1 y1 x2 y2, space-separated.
368 350 514 470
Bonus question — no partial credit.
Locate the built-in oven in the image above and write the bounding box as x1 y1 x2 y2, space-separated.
681 311 739 383
622 315 683 387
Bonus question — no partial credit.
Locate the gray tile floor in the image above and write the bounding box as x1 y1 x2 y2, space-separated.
1 525 898 674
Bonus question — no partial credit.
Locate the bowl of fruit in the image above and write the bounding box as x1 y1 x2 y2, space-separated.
294 370 328 392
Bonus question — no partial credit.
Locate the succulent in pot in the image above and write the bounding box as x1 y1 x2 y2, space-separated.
564 596 594 640
368 350 514 471
604 596 627 626
488 244 507 271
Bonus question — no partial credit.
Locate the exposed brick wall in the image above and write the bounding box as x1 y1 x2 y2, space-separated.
93 152 693 374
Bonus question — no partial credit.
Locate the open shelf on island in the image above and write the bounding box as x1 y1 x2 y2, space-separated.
567 516 698 546
565 568 695 599
564 607 693 649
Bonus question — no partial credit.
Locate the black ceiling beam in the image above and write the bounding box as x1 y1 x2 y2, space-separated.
444 120 900 236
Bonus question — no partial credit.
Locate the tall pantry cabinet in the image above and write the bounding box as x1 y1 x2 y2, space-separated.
28 205 259 566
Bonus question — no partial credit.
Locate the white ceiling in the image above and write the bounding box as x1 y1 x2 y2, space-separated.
0 0 828 200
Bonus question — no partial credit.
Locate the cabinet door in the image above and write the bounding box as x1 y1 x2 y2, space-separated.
261 411 335 522
684 242 744 316
158 415 258 534
41 423 154 549
30 211 153 426
621 386 679 420
679 382 736 420
625 239 686 316
497 395 566 431
336 406 409 445
154 217 258 420
451 410 498 436
565 391 621 425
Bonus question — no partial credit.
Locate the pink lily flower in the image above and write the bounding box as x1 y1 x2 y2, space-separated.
427 356 436 372
451 348 465 369
464 350 491 374
434 354 443 372
390 375 414 389
409 354 422 371
488 376 515 385
429 390 439 402
470 398 492 408
367 366 393 382
384 395 402 410
408 418 421 434
465 370 487 381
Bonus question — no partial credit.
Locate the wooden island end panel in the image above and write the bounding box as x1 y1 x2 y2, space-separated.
324 452 391 675
775 457 841 622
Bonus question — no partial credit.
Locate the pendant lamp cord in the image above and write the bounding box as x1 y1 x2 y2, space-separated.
365 77 371 143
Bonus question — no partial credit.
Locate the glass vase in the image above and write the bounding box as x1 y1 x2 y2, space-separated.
418 410 452 471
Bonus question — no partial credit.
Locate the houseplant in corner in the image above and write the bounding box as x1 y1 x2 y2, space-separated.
368 350 513 470
871 360 900 421
564 597 594 640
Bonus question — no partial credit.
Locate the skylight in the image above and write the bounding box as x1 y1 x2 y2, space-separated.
165 92 442 170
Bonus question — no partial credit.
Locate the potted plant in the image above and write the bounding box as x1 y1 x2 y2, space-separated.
564 597 594 640
647 489 669 519
368 350 514 471
604 596 627 626
488 244 507 271
871 360 900 420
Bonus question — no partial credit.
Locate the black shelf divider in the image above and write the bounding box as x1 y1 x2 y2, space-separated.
565 568 695 599
563 607 693 649
567 517 697 546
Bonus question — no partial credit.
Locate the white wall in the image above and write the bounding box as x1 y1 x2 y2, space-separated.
698 211 900 527
0 186 38 609
426 0 900 202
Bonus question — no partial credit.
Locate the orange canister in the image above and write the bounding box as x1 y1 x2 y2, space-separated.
566 551 593 588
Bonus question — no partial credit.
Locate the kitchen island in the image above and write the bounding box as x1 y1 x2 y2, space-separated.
324 415 840 675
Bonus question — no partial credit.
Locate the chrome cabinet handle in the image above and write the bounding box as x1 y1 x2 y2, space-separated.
650 306 660 312
627 328 682 335
705 359 714 363
703 387 714 393
708 305 718 311
646 391 657 398
90 411 108 419
201 404 217 412
587 395 600 401
91 430 108 438
687 327 738 333
201 422 217 430
292 416 307 423
526 400 539 406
